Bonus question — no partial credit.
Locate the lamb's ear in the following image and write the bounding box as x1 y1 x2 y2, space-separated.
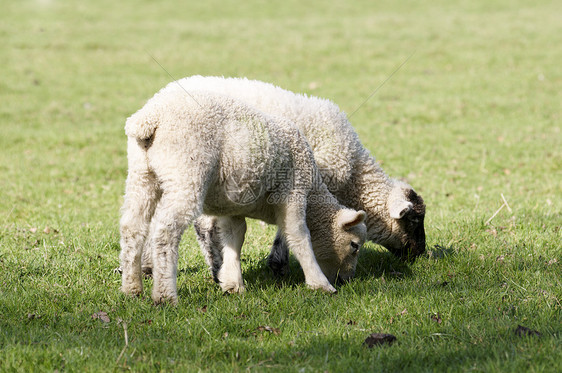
337 209 366 229
389 200 413 220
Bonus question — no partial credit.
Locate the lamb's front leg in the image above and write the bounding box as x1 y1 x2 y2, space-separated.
215 216 247 293
278 202 336 293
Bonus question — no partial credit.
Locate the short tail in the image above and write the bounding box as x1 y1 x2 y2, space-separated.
124 104 160 140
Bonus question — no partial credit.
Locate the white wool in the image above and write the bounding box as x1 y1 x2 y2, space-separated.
176 76 426 259
119 88 366 304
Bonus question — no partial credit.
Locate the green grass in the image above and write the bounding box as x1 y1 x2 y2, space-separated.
1 0 560 371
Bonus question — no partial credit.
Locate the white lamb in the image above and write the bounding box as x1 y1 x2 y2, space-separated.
167 76 426 277
119 87 367 304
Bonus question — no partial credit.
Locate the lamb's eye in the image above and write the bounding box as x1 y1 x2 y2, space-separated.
350 241 360 254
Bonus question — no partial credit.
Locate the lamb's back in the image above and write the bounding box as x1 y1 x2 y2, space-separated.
171 77 364 191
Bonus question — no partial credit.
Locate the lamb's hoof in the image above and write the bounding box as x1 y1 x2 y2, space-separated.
269 261 290 277
267 253 290 277
121 288 142 297
121 283 143 297
307 283 337 294
269 264 291 278
220 282 245 294
152 294 178 306
151 285 178 305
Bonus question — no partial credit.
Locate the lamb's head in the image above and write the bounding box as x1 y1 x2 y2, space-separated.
380 181 426 260
310 209 367 283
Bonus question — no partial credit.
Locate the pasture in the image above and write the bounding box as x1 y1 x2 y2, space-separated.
1 0 560 371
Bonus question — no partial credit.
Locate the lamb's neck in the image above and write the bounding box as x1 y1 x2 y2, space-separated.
346 153 394 239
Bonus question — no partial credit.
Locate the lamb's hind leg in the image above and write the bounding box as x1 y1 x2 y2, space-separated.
140 188 162 276
120 167 159 297
215 216 247 293
278 201 336 293
194 215 223 283
149 186 202 305
199 220 290 279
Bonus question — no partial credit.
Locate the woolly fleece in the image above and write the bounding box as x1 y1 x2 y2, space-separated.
119 88 366 304
175 76 426 260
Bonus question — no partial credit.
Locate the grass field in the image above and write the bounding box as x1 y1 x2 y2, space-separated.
1 0 561 371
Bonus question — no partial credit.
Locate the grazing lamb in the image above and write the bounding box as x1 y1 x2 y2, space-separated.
119 87 367 304
169 76 426 275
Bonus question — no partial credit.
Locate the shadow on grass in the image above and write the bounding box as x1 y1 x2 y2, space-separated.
172 241 460 297
425 244 456 259
353 246 413 280
158 241 459 299
236 243 452 292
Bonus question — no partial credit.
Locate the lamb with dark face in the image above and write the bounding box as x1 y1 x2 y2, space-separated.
379 184 426 260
